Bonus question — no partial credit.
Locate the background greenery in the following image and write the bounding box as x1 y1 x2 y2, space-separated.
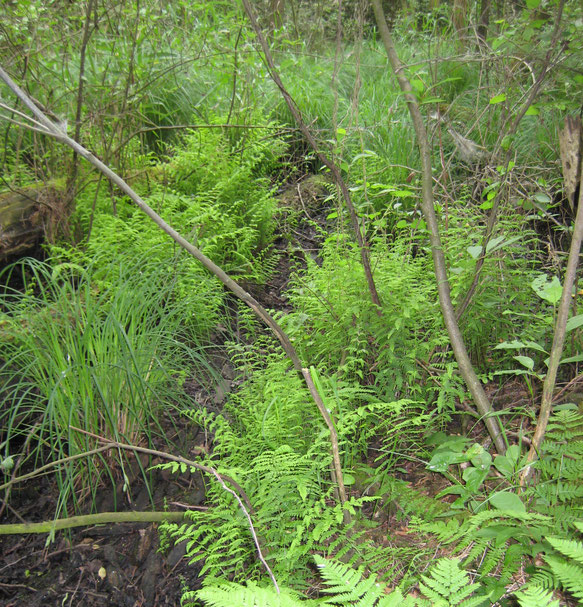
1 0 582 604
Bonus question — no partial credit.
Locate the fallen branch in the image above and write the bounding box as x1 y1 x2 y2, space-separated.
0 434 279 589
0 511 185 535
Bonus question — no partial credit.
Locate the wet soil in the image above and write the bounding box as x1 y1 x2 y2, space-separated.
0 420 206 607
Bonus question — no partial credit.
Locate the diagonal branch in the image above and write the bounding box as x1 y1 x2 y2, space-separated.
0 64 347 507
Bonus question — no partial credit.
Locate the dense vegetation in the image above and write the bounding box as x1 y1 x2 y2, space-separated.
1 0 582 605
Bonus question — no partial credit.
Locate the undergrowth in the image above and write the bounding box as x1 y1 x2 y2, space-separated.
0 254 212 515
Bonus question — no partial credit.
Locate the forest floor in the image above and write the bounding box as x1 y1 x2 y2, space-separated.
0 175 539 606
0 175 338 606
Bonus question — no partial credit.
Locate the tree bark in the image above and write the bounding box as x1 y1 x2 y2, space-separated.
520 149 583 485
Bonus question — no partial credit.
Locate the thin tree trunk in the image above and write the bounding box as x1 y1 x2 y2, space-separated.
477 0 490 42
371 0 506 454
68 0 96 199
241 0 383 313
520 163 583 485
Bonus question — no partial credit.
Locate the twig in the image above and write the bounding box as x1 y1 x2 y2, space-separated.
209 468 280 594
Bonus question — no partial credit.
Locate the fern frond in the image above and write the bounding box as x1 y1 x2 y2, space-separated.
418 558 481 607
527 566 557 591
408 516 464 543
513 584 560 607
315 556 385 605
313 556 426 606
195 581 308 607
544 555 583 600
547 535 583 566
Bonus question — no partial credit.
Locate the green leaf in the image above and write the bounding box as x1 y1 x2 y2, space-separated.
514 355 534 371
495 340 527 350
524 340 548 353
427 451 468 472
526 0 541 8
494 455 514 479
470 448 492 471
566 314 583 332
463 466 489 493
559 353 583 364
501 135 513 150
531 275 562 304
534 192 551 204
395 219 408 229
490 491 526 513
467 245 482 259
525 105 539 116
343 473 355 486
411 78 425 93
489 93 507 104
486 235 522 253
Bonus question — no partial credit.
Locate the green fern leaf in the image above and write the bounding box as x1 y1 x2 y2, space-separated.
513 584 560 607
195 581 308 607
313 556 424 606
544 555 583 600
546 535 583 566
419 559 481 607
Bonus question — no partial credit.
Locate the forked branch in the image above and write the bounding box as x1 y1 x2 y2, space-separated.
370 0 506 454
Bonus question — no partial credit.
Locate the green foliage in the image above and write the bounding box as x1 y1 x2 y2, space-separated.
412 407 583 603
418 558 482 607
0 255 209 514
192 581 309 607
56 116 286 338
513 584 560 607
282 237 441 390
161 394 379 588
532 405 583 525
442 206 543 368
192 555 487 607
160 332 438 592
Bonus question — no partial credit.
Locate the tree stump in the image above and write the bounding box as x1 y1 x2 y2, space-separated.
0 184 64 259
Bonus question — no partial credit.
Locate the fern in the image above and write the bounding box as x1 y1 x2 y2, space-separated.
192 581 310 607
418 559 482 607
192 556 423 607
513 584 560 607
543 524 583 602
547 535 583 566
543 556 583 601
191 552 490 607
